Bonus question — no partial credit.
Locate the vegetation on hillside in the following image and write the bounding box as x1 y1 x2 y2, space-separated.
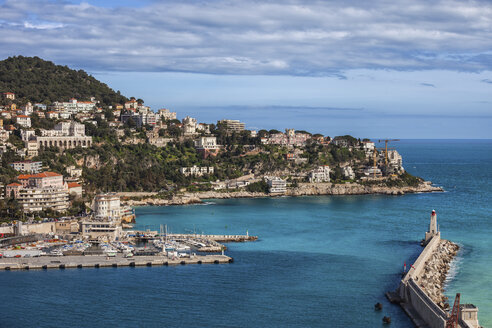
0 56 128 105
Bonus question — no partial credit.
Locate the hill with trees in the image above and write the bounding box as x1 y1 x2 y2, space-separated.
0 56 128 105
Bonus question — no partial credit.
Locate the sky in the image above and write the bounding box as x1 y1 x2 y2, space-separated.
1 0 492 138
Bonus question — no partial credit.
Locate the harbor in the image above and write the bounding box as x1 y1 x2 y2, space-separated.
0 230 255 270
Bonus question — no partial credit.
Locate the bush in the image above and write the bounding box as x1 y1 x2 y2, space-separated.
246 180 269 193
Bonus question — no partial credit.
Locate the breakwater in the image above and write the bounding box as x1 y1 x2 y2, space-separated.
387 212 481 328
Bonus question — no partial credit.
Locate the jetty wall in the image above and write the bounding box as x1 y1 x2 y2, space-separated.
397 235 447 328
393 234 481 328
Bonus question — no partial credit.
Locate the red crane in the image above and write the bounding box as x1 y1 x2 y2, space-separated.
446 293 460 328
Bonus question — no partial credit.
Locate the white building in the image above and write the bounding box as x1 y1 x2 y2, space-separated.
363 167 382 177
308 166 331 183
52 98 96 113
54 121 86 136
265 177 287 193
21 102 34 115
16 115 31 127
217 119 246 133
93 193 121 221
21 129 36 142
182 116 198 136
26 140 39 157
66 165 83 178
362 141 375 152
18 187 69 212
80 221 122 240
180 166 214 177
387 150 404 172
341 166 356 180
10 161 42 173
15 172 69 213
158 108 177 121
36 121 92 150
195 136 219 150
3 92 15 100
124 99 138 109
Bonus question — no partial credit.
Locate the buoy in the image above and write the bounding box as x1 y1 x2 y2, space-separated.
375 303 383 311
77 264 83 269
197 260 202 264
383 316 391 324
180 261 186 265
112 263 117 268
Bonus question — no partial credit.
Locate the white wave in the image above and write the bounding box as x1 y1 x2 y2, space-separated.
444 243 464 288
198 201 216 206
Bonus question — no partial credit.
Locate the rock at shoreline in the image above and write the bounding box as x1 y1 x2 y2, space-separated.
121 181 442 207
416 240 459 309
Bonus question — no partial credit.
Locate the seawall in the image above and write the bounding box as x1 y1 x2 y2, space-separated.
388 234 481 328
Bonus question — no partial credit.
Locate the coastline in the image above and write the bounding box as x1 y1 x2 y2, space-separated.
121 181 443 206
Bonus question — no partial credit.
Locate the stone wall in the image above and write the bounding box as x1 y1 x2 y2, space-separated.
397 235 449 328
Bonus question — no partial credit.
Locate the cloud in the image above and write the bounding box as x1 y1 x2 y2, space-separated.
2 0 492 75
420 83 436 87
481 79 492 84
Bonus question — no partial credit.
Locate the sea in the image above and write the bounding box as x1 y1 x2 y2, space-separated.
1 139 491 328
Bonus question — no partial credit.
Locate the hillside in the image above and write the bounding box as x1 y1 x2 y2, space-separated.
0 56 128 105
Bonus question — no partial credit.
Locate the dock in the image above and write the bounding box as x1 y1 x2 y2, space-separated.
0 254 233 271
133 233 258 253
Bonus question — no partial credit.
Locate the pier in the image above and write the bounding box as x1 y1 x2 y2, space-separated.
133 233 258 252
0 254 233 270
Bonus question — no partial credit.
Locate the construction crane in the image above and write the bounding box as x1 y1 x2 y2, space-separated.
378 139 400 167
446 293 460 328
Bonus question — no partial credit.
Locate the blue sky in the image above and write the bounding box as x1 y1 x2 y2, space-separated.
1 0 492 138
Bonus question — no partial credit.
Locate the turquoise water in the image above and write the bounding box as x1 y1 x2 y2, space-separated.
1 140 491 327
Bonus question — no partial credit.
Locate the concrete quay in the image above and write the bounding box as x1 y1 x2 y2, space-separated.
0 254 233 271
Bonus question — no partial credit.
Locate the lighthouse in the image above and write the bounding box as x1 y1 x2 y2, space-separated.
424 210 440 244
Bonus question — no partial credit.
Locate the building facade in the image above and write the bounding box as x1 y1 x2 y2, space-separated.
93 193 121 221
158 108 177 121
265 177 287 193
217 119 246 133
180 166 214 177
52 99 96 113
10 161 43 173
308 166 331 183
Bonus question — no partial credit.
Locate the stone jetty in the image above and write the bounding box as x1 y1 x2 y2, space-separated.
415 239 459 310
387 210 481 328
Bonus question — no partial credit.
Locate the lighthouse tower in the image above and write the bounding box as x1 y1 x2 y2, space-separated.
424 210 440 244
